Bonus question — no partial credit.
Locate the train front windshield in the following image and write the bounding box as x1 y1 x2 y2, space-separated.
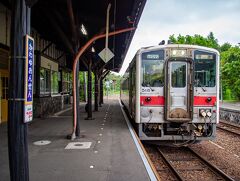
142 59 164 87
194 51 216 87
141 50 165 87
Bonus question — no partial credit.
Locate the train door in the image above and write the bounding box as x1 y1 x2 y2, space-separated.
165 58 193 122
0 70 8 123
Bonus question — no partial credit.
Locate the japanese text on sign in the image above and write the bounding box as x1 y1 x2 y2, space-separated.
24 35 34 123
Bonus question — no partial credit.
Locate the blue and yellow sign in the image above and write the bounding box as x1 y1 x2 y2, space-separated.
24 35 34 123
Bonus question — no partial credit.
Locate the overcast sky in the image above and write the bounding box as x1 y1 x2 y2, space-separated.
119 0 240 75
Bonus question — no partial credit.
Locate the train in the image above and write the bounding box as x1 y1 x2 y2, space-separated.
120 44 219 145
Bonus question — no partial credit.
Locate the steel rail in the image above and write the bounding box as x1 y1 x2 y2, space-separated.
220 121 240 129
217 126 240 136
156 147 184 181
217 122 240 136
187 147 234 181
155 146 234 181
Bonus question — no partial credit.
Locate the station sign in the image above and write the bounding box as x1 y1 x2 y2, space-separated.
24 35 34 123
105 81 110 88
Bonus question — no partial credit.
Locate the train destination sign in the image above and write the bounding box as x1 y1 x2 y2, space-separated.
24 35 34 123
142 50 164 60
195 54 214 59
194 50 216 60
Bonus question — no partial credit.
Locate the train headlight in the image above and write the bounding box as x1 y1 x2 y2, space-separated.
145 97 151 102
141 107 150 118
172 50 177 56
206 97 212 103
171 49 187 57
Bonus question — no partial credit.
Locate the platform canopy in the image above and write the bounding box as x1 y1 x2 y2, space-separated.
1 0 146 72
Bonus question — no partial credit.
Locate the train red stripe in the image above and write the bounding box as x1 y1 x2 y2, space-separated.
193 96 216 106
140 96 216 106
140 96 165 106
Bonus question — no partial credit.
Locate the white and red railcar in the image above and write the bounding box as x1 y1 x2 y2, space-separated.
120 44 219 143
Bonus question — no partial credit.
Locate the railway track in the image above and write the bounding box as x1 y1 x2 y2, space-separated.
145 145 234 181
217 121 240 136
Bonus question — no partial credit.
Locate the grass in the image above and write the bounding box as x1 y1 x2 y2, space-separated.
222 99 239 103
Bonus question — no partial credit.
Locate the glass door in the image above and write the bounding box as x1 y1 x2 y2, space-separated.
165 59 193 122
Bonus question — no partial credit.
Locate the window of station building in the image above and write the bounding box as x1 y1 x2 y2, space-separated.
1 77 8 99
171 62 186 88
40 68 50 95
141 50 164 87
51 71 59 94
62 71 71 93
194 52 216 87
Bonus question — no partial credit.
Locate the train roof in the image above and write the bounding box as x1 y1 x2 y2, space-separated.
137 44 220 55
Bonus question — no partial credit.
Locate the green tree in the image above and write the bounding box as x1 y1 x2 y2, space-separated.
168 33 240 100
221 46 240 100
169 32 220 50
104 72 122 95
220 42 231 52
207 32 219 49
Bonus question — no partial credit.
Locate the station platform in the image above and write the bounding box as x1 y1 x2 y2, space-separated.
0 97 151 181
220 101 240 112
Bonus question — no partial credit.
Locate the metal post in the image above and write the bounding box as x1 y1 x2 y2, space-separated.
100 78 104 104
100 78 104 105
97 78 101 107
75 61 80 136
94 72 98 111
83 71 87 102
85 59 93 120
35 50 41 97
220 74 223 102
8 0 30 180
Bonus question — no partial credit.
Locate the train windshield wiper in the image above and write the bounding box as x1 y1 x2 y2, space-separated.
194 80 206 92
142 82 154 91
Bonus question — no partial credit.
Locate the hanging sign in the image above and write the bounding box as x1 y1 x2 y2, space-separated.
98 47 114 63
24 35 34 123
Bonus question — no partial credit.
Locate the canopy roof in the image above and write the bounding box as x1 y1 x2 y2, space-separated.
1 0 146 72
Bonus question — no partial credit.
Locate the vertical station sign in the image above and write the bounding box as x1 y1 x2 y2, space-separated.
24 35 34 123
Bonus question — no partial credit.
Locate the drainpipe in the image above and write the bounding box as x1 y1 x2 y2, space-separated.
71 27 135 140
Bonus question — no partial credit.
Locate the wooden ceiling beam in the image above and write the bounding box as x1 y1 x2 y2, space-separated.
67 0 78 46
42 8 74 54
